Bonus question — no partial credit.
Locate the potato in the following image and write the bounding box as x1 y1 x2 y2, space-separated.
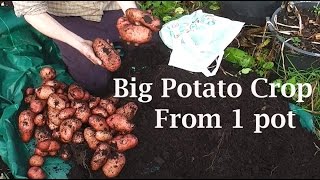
37 140 51 152
125 8 161 32
99 99 116 116
95 130 113 142
84 127 99 150
43 80 60 89
111 134 138 153
35 85 55 100
34 126 51 143
34 114 46 127
49 151 57 156
58 82 67 91
91 143 110 171
92 38 121 72
89 96 101 109
30 99 46 114
27 167 46 179
40 66 56 81
34 148 48 157
102 153 126 178
29 155 44 167
48 140 61 152
91 106 108 118
47 93 66 110
47 119 59 130
60 145 72 161
68 84 85 100
25 87 34 95
47 106 62 126
58 108 76 120
71 101 86 109
56 88 64 94
89 115 109 131
24 95 36 104
115 102 138 121
106 114 134 133
60 118 82 143
72 131 85 144
82 91 91 101
52 129 61 139
75 104 91 123
18 110 35 142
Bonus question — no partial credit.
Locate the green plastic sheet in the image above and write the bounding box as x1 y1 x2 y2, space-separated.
0 7 73 179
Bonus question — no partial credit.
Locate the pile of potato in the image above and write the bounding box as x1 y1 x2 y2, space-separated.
19 66 138 179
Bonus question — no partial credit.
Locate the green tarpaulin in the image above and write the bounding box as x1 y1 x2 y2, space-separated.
0 7 73 179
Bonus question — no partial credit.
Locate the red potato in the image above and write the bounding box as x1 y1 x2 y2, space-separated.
99 99 116 116
35 85 55 100
95 130 113 142
37 140 51 152
49 151 57 156
72 131 85 144
68 84 85 100
24 95 36 104
89 96 101 109
91 143 110 171
59 118 82 143
56 88 64 94
116 17 152 45
125 8 162 32
43 80 60 89
88 115 109 131
82 91 91 101
47 93 67 110
34 148 48 157
58 82 67 91
47 119 59 130
91 106 109 118
52 129 61 140
25 87 34 95
30 99 46 114
29 155 44 167
115 102 138 121
75 104 91 123
34 126 51 143
47 106 62 126
60 145 72 161
106 114 134 133
27 167 46 179
102 153 126 178
34 114 46 127
92 38 121 72
107 96 119 105
58 108 76 120
48 140 61 152
84 127 100 150
111 134 138 153
71 101 86 109
18 110 35 142
40 66 56 81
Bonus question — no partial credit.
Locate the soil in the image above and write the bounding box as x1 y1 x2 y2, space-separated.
67 41 320 179
277 6 320 54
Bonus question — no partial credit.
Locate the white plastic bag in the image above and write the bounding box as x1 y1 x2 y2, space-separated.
159 10 245 77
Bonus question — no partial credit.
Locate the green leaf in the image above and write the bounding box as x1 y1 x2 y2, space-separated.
241 68 252 74
175 7 185 14
287 76 297 85
262 62 274 70
209 5 220 11
224 48 255 68
163 16 172 22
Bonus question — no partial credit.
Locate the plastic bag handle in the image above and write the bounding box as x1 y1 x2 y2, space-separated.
202 51 224 77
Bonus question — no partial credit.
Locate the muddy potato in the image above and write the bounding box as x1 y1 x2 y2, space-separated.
43 80 60 89
75 104 91 123
18 110 35 142
52 129 61 139
95 130 113 142
30 99 46 113
60 118 82 143
24 95 36 104
68 84 85 100
58 82 67 91
34 148 48 157
107 96 119 105
91 143 110 171
47 106 62 126
49 151 57 156
60 145 72 161
116 102 138 121
89 115 109 131
37 140 51 152
35 85 55 100
47 93 67 110
125 8 161 32
28 167 46 179
106 114 134 133
25 87 34 95
89 96 101 109
48 140 61 152
84 127 100 150
56 88 64 94
102 153 126 178
82 91 91 101
58 108 76 120
91 106 108 118
40 66 56 81
71 101 86 109
47 119 59 130
72 131 85 144
111 134 138 152
34 126 51 143
29 155 44 167
34 114 46 126
99 99 116 116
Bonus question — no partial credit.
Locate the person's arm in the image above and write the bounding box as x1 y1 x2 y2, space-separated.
24 13 102 65
116 1 138 13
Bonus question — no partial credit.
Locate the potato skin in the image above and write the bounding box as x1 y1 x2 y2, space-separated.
35 85 55 100
84 127 99 150
102 153 126 178
34 148 48 157
43 80 60 89
58 108 76 120
125 8 161 32
117 17 152 45
75 104 91 123
91 106 108 118
68 84 85 100
72 131 85 144
27 167 46 179
99 99 116 116
60 145 72 161
115 102 138 121
107 96 119 105
47 106 62 126
34 114 46 127
95 130 113 142
89 115 109 131
25 87 34 96
91 143 110 171
47 93 67 110
59 118 82 143
24 95 36 104
106 114 134 133
52 129 61 140
18 110 35 142
29 155 44 167
34 126 51 143
82 91 91 101
40 66 56 81
92 38 121 72
89 96 101 109
30 99 46 114
111 134 138 153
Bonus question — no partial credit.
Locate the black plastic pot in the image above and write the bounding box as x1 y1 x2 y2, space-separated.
220 1 282 25
267 1 320 70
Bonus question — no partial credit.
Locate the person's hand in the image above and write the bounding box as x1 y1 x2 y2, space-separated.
77 40 102 66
